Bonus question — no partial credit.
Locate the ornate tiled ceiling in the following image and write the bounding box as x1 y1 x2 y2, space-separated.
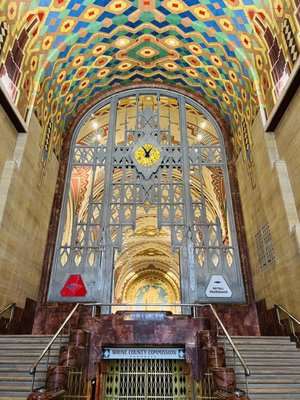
0 0 299 176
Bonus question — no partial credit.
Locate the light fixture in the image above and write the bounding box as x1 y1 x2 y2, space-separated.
200 120 207 129
95 133 101 143
168 39 176 46
197 132 203 141
117 38 128 47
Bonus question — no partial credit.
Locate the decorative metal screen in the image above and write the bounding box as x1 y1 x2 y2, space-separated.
63 368 88 400
193 372 219 400
48 89 245 305
255 221 275 272
104 359 188 400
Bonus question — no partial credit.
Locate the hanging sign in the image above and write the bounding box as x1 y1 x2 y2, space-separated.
205 275 232 298
102 347 185 360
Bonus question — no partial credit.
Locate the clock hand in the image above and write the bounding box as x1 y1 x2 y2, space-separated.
142 145 152 158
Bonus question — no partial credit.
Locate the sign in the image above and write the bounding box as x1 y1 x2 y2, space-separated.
205 275 232 298
102 347 185 360
61 274 87 297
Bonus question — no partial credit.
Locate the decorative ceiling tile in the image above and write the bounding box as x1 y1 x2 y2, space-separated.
0 0 298 185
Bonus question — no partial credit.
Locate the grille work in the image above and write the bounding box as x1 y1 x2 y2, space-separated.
103 359 188 400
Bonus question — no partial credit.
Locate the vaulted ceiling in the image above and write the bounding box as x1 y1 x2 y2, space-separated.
1 1 299 175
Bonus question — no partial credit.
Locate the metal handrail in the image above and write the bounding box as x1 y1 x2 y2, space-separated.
29 302 250 391
0 302 16 326
0 302 16 317
208 304 250 377
275 303 300 341
29 302 80 382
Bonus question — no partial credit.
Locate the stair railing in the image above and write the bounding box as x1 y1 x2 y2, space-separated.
29 302 80 391
29 302 250 392
207 304 251 377
0 302 16 327
275 303 300 344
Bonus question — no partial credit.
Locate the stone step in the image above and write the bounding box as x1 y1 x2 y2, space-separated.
224 344 299 351
0 366 49 373
0 393 32 399
0 369 50 377
221 340 296 347
234 368 300 375
227 360 300 367
223 336 294 340
220 335 300 400
0 335 67 342
248 397 300 400
237 393 300 400
240 387 300 394
226 354 300 360
0 334 65 399
0 351 62 358
0 374 46 382
0 386 32 394
238 393 300 399
0 357 60 365
244 377 300 384
0 342 63 347
222 344 298 351
0 338 68 345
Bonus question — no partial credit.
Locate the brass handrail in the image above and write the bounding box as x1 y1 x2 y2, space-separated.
275 303 300 341
29 302 250 391
208 304 250 377
29 302 80 390
0 302 16 326
0 302 16 317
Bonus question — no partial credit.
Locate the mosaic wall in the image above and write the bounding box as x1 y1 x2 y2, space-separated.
0 0 299 181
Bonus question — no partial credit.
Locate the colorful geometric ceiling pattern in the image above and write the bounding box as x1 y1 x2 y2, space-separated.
0 0 299 178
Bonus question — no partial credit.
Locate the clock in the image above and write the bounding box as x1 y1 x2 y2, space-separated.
131 139 163 180
134 144 161 167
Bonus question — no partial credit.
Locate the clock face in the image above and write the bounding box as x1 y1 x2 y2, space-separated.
134 144 161 167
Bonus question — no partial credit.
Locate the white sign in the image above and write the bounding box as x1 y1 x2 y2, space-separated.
205 275 232 298
102 347 185 360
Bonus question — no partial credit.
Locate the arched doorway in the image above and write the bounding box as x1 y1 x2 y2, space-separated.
48 89 245 310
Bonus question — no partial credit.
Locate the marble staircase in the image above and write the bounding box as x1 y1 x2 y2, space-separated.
0 334 68 400
0 334 300 399
221 335 300 399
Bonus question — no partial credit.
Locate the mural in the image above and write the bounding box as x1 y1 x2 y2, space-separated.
136 283 170 305
0 1 299 184
122 272 181 312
